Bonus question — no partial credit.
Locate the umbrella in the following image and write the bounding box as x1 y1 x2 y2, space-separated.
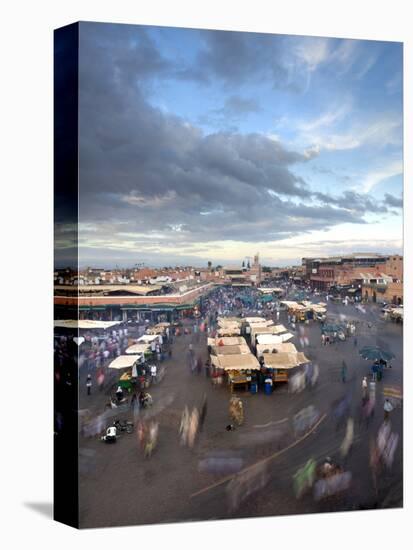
359 346 395 362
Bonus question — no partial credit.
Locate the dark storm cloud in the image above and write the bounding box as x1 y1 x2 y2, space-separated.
383 193 403 208
75 22 388 261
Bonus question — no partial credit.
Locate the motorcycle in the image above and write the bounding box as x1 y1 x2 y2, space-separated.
113 419 134 434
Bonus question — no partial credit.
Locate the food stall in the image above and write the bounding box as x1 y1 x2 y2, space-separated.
146 324 169 336
125 342 151 356
210 353 260 392
260 350 309 383
217 317 242 336
311 304 327 321
108 354 144 392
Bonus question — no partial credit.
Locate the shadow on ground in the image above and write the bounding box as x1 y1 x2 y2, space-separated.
24 502 53 519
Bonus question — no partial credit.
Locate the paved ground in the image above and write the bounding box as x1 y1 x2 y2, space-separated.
78 300 403 528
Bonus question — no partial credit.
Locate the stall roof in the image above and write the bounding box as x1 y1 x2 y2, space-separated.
147 326 167 335
270 342 298 353
137 334 159 343
54 319 122 330
210 353 260 371
108 355 140 369
251 325 288 338
260 351 309 369
256 332 294 345
125 343 151 354
217 316 242 325
217 327 241 336
208 336 247 347
247 320 274 327
244 317 267 323
211 344 251 355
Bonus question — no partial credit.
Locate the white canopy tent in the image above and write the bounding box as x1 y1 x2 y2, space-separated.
54 320 122 330
108 355 142 370
137 334 159 343
256 333 294 345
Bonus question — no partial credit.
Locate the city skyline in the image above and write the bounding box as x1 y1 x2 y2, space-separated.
61 23 403 267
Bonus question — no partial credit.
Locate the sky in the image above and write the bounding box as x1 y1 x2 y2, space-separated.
68 22 403 268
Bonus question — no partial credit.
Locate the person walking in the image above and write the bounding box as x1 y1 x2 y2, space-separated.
354 336 358 348
86 374 92 395
150 364 157 384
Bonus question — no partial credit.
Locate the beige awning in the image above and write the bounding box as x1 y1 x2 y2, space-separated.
210 353 260 371
125 343 151 354
270 342 298 353
217 327 241 336
208 336 247 347
211 344 251 355
147 326 167 335
108 355 141 370
260 351 309 369
247 320 274 327
244 317 267 323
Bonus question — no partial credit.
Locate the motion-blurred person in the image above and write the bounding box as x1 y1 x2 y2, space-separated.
341 361 348 383
362 377 368 403
340 418 354 458
199 394 208 431
86 374 92 395
293 459 316 499
150 363 157 384
384 398 394 421
115 385 124 402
